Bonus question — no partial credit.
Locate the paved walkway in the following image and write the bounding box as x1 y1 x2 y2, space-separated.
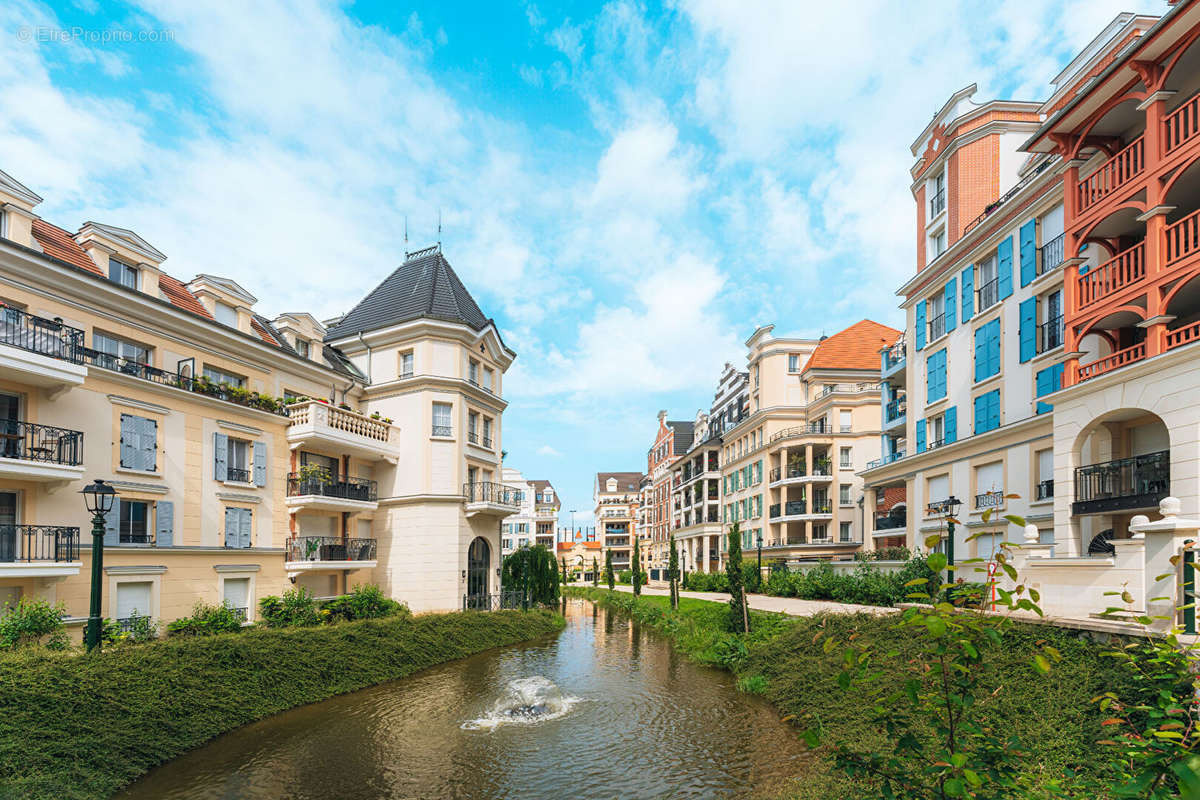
608 584 896 618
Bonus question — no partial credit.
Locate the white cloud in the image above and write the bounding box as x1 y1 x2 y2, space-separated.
536 445 562 457
590 116 704 216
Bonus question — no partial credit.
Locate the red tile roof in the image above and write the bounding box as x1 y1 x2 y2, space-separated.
250 316 279 345
803 319 901 372
31 219 103 276
158 273 212 319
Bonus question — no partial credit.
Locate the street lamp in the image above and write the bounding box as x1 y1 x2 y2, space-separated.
756 529 763 592
81 479 118 652
927 495 962 592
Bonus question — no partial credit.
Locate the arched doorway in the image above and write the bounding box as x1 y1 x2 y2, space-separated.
467 537 490 603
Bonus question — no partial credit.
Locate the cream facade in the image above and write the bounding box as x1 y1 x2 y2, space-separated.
593 472 642 572
501 469 560 554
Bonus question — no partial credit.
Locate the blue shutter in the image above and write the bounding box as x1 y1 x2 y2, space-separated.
103 503 119 546
1019 219 1037 287
1018 298 1037 363
119 414 136 470
155 500 174 547
944 278 957 332
997 236 1013 299
916 419 927 453
973 393 986 435
989 390 1001 431
915 300 927 350
975 390 1001 434
944 406 957 444
253 441 267 487
961 266 974 321
990 320 1002 377
974 325 986 382
140 417 157 471
240 509 253 549
224 508 237 547
214 433 228 482
1035 368 1051 414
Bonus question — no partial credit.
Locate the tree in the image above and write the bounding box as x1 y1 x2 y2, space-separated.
560 557 568 585
591 557 599 587
725 522 749 633
668 532 680 610
605 549 615 590
500 544 558 606
632 535 643 597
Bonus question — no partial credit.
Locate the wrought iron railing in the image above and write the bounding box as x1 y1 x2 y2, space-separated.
866 450 906 469
285 535 378 562
977 278 999 311
1038 233 1065 276
432 424 453 437
287 473 378 502
929 187 946 217
927 312 946 342
874 511 906 531
226 467 251 484
768 421 829 444
770 465 806 482
0 525 80 562
1038 316 1064 353
0 306 83 361
885 398 906 423
811 499 833 514
463 481 521 508
1073 450 1169 515
1036 479 1054 500
975 491 1004 509
463 590 524 611
0 419 83 465
963 158 1054 235
116 615 150 633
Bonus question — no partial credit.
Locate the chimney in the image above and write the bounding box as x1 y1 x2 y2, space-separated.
657 410 667 422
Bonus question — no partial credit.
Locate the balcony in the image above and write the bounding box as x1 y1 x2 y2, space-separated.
768 421 829 445
286 472 378 512
1035 479 1054 501
866 450 906 470
463 481 520 518
1164 94 1200 154
976 278 999 312
1076 135 1144 214
286 400 400 462
0 306 87 389
873 510 906 533
1037 316 1064 354
1077 342 1146 382
884 398 907 432
975 491 1004 510
534 504 559 518
1076 243 1145 311
1037 234 1066 278
881 341 906 382
1165 207 1200 266
0 525 81 577
1073 450 1169 516
285 535 378 576
0 420 85 483
927 312 946 342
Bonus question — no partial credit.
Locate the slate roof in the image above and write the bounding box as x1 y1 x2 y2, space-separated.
804 319 902 372
323 247 499 344
529 479 558 503
597 472 643 492
667 420 694 455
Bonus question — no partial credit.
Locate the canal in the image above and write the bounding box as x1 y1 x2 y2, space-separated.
116 598 812 799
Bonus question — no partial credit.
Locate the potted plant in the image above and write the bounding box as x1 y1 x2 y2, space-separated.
305 538 321 561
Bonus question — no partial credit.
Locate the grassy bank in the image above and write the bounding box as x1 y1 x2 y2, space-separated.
567 587 1135 798
0 609 563 800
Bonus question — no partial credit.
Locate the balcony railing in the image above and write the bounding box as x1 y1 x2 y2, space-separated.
1167 320 1200 351
977 278 999 311
1164 93 1200 155
962 159 1055 236
463 481 521 508
874 511 906 531
885 398 906 424
286 473 378 502
1077 243 1145 310
866 450 906 469
1077 342 1146 381
1073 450 1169 516
929 187 946 217
770 465 806 482
1165 206 1200 265
0 420 83 465
975 491 1004 509
768 421 828 444
881 340 906 373
1037 233 1065 277
1077 136 1144 213
286 400 393 443
927 313 946 342
286 535 377 562
0 525 80 563
0 306 84 361
811 499 833 514
1037 316 1063 353
1035 479 1054 501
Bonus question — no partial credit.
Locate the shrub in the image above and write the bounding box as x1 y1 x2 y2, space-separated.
257 588 321 628
617 569 632 584
100 614 158 647
322 585 409 622
166 603 245 637
0 598 68 650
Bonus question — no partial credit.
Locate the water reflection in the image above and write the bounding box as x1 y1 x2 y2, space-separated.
116 599 811 800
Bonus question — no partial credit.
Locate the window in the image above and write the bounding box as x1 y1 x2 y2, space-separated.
94 332 151 365
224 507 253 548
483 366 494 391
975 461 1004 509
787 353 801 372
839 447 852 468
467 412 479 443
0 209 6 239
977 254 998 309
432 402 452 437
930 172 946 216
1036 449 1054 500
839 521 853 542
975 532 1002 560
973 389 1001 435
202 365 245 388
812 524 828 541
931 229 946 258
931 414 946 447
108 259 138 290
1039 290 1063 353
115 581 152 622
226 437 250 483
119 500 150 544
502 538 513 550
400 351 414 378
222 577 250 618
974 319 1001 381
214 301 238 327
482 417 493 448
839 410 852 433
839 484 851 505
468 359 480 385
926 349 947 404
119 414 157 471
294 339 310 358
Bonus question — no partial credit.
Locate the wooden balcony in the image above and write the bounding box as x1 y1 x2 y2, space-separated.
1076 243 1145 311
285 400 399 462
1076 136 1144 214
1164 93 1200 155
1077 342 1146 382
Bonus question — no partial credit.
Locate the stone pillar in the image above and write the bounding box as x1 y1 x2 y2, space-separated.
864 486 878 553
701 534 710 573
1130 497 1199 632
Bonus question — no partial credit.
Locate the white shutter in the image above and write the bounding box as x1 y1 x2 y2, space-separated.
224 507 238 547
252 441 267 487
155 501 173 547
141 417 157 471
214 433 228 481
976 462 1003 494
115 581 152 619
239 508 253 548
222 577 249 610
119 415 136 469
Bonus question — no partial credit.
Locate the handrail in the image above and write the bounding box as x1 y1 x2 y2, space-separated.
286 472 378 502
1165 206 1200 265
1076 242 1144 310
1164 93 1200 154
1167 320 1200 350
1037 233 1065 276
286 400 391 442
1077 136 1144 213
0 525 80 562
462 481 521 507
286 535 377 562
0 305 84 362
0 419 83 465
1077 342 1146 381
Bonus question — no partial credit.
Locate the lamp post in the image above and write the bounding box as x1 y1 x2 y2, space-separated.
756 529 763 592
928 495 963 594
81 479 118 653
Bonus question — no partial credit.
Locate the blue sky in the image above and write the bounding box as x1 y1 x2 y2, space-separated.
0 0 1163 524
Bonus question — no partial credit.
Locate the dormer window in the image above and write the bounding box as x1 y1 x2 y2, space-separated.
294 339 310 358
606 479 617 492
214 301 237 327
468 358 480 386
109 259 138 290
202 365 245 388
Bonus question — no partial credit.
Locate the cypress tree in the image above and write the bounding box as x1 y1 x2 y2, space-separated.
592 557 599 587
668 532 679 610
631 536 643 597
725 522 750 633
560 557 568 585
605 549 615 590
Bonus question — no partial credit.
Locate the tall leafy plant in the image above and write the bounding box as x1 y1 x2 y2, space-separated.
668 532 680 610
632 536 643 597
605 549 615 590
501 544 559 605
592 557 599 587
726 522 749 633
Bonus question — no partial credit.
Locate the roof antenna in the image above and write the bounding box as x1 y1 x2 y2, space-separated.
437 208 442 249
404 215 408 246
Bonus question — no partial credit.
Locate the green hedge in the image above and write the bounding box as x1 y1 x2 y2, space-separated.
0 609 563 800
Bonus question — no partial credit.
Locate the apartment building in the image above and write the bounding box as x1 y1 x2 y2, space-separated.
0 166 516 629
593 471 642 572
646 412 693 574
557 534 602 582
500 469 560 555
861 83 1069 561
670 411 722 575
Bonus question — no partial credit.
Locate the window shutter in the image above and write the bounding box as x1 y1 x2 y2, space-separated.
915 300 927 350
961 265 974 321
141 417 157 471
944 278 957 332
997 236 1014 299
253 441 267 487
224 507 237 547
1035 367 1051 414
1019 219 1037 287
214 433 228 482
240 509 253 549
916 419 927 453
990 391 1001 430
103 503 119 546
973 326 985 382
990 320 1002 377
974 393 986 435
119 414 136 469
944 406 957 444
1018 298 1037 363
155 500 174 547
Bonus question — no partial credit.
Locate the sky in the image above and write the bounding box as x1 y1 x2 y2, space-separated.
1 0 1164 526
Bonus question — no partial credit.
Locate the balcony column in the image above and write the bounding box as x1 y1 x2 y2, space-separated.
864 488 878 553
1130 498 1198 632
1062 259 1082 386
1138 204 1176 359
701 534 710 573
